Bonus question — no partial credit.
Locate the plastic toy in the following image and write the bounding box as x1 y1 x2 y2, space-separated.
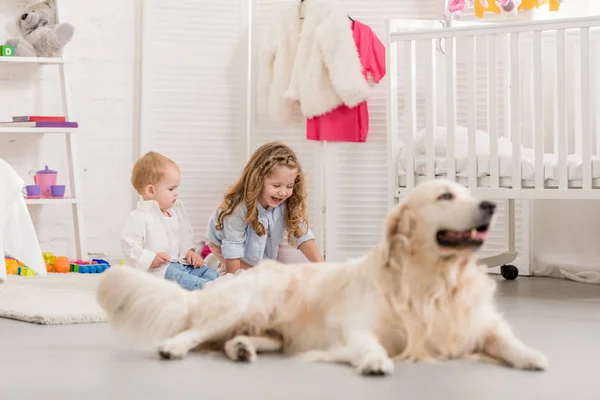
34 165 58 198
54 256 70 273
42 251 56 265
5 257 19 274
0 45 15 56
6 256 35 276
69 259 110 274
17 266 36 276
41 252 111 274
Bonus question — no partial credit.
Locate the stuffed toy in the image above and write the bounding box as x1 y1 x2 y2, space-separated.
4 0 74 57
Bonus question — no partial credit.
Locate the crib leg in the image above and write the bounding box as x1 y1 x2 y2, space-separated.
501 199 519 280
505 199 516 253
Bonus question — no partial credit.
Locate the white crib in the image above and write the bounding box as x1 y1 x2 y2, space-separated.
385 16 600 279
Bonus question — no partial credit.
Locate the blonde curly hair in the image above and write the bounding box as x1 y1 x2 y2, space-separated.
216 142 308 246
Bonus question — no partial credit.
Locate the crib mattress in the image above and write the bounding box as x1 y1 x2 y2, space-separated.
397 153 600 189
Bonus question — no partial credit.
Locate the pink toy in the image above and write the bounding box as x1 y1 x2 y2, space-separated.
448 0 467 14
34 165 57 198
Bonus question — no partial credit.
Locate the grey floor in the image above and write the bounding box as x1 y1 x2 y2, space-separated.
1 276 599 400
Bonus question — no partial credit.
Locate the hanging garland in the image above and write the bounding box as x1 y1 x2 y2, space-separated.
447 0 564 19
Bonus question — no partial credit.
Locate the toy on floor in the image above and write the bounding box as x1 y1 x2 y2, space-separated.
5 256 36 276
42 251 111 274
70 259 110 274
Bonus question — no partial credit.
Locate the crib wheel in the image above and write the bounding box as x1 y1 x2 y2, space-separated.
501 265 519 280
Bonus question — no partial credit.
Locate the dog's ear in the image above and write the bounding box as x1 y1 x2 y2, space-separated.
383 202 414 267
386 201 413 242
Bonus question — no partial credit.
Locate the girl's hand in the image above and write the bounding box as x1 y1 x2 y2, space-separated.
186 250 204 267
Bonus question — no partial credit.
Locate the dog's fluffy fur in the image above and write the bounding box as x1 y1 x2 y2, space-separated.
97 179 547 376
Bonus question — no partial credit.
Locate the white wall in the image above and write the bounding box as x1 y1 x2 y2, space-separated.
137 0 249 252
0 0 135 261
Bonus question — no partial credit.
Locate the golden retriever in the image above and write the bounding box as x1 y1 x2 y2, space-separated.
96 179 547 376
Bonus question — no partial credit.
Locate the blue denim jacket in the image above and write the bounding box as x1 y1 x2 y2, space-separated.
205 201 315 266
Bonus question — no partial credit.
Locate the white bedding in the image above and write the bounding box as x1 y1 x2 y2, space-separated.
397 126 600 186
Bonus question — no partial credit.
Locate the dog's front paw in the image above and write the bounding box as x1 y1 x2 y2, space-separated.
158 339 190 360
357 352 395 376
510 346 548 371
225 336 257 363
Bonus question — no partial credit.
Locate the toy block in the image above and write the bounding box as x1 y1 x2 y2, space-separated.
42 252 56 266
1 45 15 57
6 259 19 275
17 266 36 276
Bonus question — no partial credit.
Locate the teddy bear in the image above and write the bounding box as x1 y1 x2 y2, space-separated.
4 0 74 58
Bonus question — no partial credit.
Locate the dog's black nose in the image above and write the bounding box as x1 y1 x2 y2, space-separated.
479 201 496 215
21 13 28 20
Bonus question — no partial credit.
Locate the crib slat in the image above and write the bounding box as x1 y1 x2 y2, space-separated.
596 44 600 160
467 36 477 189
533 31 544 190
445 36 456 182
581 27 592 190
510 33 522 189
488 35 499 189
425 39 436 181
556 29 568 189
404 40 416 189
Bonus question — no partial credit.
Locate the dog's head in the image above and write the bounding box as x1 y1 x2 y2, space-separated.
385 179 495 261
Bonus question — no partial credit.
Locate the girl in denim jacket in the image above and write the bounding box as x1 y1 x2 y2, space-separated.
205 142 324 274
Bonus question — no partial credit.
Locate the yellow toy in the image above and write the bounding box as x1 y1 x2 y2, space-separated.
18 267 36 276
42 251 56 266
474 0 562 18
5 259 19 275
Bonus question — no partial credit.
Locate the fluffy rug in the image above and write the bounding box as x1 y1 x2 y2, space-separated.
0 273 107 325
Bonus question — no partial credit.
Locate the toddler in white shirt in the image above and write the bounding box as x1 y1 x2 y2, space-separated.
121 151 226 290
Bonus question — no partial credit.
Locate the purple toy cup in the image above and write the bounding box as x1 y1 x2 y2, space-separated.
50 185 66 198
23 184 41 197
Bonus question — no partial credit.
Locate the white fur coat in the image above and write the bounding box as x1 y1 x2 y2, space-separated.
257 0 369 122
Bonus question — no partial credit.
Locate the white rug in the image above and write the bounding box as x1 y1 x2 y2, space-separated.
0 273 107 325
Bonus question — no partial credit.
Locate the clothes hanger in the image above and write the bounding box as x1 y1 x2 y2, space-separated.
299 0 354 21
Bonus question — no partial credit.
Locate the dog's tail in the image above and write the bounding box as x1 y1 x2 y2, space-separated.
96 266 197 343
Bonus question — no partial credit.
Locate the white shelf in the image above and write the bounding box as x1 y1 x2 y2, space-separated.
24 197 80 205
0 127 76 134
0 56 69 64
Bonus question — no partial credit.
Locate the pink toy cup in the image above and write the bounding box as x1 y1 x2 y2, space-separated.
34 165 58 198
22 184 41 197
50 185 66 198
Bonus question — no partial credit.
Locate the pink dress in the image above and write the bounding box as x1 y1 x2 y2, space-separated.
306 21 386 143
